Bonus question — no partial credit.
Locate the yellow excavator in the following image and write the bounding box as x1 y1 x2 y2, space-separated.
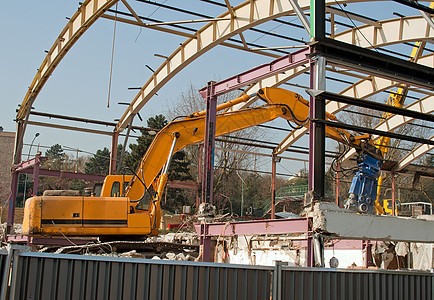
23 87 381 237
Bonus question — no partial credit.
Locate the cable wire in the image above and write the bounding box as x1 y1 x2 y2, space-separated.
107 2 118 108
333 1 380 54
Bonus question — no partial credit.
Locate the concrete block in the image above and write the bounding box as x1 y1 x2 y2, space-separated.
310 202 434 243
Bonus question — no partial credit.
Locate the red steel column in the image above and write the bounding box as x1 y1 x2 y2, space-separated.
197 144 203 208
201 82 217 205
109 131 119 175
201 82 217 262
335 164 340 206
307 236 313 267
6 172 18 234
271 156 277 219
32 155 41 196
392 173 396 216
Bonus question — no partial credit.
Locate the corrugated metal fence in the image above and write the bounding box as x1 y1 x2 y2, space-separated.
278 265 433 300
0 245 432 300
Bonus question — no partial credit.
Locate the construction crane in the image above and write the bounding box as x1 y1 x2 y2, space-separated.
23 87 381 237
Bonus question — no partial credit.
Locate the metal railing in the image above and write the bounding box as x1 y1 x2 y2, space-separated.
259 184 308 216
276 184 309 199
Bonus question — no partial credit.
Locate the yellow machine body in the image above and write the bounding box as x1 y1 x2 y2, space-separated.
23 87 375 237
23 196 152 236
23 175 152 236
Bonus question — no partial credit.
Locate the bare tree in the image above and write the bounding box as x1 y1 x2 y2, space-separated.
334 97 433 206
167 83 269 211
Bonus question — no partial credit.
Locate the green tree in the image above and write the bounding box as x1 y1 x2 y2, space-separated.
45 143 65 159
85 147 111 176
124 115 165 171
43 144 66 170
124 114 193 213
85 144 126 176
38 144 88 194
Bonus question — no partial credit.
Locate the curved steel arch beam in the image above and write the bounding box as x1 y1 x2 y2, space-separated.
339 94 434 162
115 0 378 132
231 49 432 111
393 136 434 172
16 0 119 120
272 53 433 154
272 75 402 154
235 19 434 113
334 16 434 48
115 0 302 131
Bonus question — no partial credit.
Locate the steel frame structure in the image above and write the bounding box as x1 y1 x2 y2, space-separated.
11 0 433 175
7 0 434 265
192 0 433 264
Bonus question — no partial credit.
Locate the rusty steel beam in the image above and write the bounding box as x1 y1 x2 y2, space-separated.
194 217 311 237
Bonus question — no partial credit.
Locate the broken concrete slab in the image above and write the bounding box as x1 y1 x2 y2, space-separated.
309 202 434 243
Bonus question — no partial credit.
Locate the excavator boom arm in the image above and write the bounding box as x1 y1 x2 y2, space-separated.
127 104 290 199
128 87 383 216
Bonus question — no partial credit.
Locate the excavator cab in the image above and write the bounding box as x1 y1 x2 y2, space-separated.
381 189 401 215
100 175 134 197
383 199 401 215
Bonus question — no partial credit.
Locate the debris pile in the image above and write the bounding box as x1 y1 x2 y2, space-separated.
42 232 201 261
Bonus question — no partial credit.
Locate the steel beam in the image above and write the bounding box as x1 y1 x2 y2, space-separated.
6 172 18 234
392 173 396 216
313 38 434 90
311 0 326 39
28 110 154 132
309 90 434 123
16 0 119 121
308 52 326 203
109 132 119 175
198 48 310 98
32 160 40 196
197 144 203 209
26 121 116 136
314 119 434 146
194 217 310 236
326 7 381 28
18 168 105 182
271 156 277 219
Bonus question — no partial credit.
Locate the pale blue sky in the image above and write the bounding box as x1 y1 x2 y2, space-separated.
0 1 425 175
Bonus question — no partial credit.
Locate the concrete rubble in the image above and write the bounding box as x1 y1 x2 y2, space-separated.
307 202 434 243
43 232 201 260
2 206 434 270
